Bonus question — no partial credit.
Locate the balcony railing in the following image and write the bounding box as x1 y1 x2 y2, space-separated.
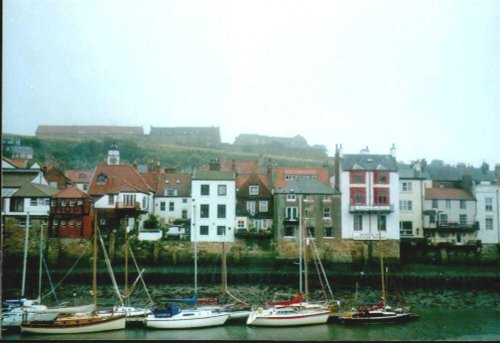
428 221 479 230
115 201 141 210
349 203 394 213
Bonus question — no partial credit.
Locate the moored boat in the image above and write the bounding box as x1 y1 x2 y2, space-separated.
144 305 229 329
246 306 330 327
20 314 126 334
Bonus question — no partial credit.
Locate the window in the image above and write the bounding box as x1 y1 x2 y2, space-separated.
165 189 178 196
323 207 331 218
246 201 256 215
200 204 209 218
60 220 66 227
286 207 299 220
400 200 413 211
76 200 83 206
304 209 310 218
217 204 226 218
160 202 166 211
350 188 366 205
432 200 438 209
97 174 107 185
182 198 188 203
68 220 74 227
485 217 493 230
460 200 466 209
77 220 82 228
445 200 451 209
306 227 315 238
350 171 366 184
354 215 363 231
374 171 389 184
459 214 467 226
485 198 493 211
61 200 67 207
53 218 59 226
182 209 187 219
83 184 89 191
201 185 210 196
200 226 209 235
169 202 174 211
249 185 259 195
259 200 268 212
378 215 387 231
323 195 331 201
44 198 50 206
401 182 412 192
218 185 227 196
124 195 136 207
30 198 37 206
324 227 334 238
237 220 245 229
217 226 226 236
284 226 295 237
438 213 448 226
286 194 296 201
400 221 413 236
374 188 390 205
108 195 114 205
51 200 56 206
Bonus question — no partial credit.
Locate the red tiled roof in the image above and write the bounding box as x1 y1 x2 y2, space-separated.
54 186 91 199
236 174 269 189
3 158 29 168
88 164 153 196
425 188 475 200
66 170 93 183
221 160 263 175
141 172 192 197
275 167 330 188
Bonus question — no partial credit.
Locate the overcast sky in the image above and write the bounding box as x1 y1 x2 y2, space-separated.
3 0 500 166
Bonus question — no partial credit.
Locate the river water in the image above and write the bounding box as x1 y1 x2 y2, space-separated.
2 284 500 341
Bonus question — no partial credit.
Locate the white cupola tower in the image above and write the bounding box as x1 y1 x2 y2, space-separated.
107 141 120 165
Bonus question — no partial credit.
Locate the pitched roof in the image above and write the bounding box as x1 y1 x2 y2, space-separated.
53 186 91 199
12 183 59 197
425 188 475 201
342 154 398 171
87 164 153 196
274 167 330 188
65 170 93 183
398 166 430 179
236 174 270 190
142 172 192 197
192 170 235 181
36 125 143 135
221 160 263 175
2 173 39 188
275 178 336 195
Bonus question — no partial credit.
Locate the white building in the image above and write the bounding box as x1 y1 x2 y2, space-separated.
339 152 400 240
191 167 236 242
398 163 432 239
473 182 500 244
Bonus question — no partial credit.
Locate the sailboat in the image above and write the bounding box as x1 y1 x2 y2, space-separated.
108 222 153 323
246 196 330 327
337 231 417 324
196 242 252 320
143 208 229 329
2 214 95 330
20 214 127 334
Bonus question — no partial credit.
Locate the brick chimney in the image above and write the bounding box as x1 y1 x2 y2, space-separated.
209 159 221 171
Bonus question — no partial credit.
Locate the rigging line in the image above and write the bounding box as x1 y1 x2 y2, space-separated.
224 288 249 306
97 227 124 307
309 235 335 300
41 239 92 300
30 229 59 303
311 250 328 302
128 243 154 306
122 269 145 300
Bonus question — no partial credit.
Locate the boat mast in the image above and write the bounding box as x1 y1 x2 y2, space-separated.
221 241 227 294
193 200 197 296
38 223 44 302
93 212 98 307
298 194 303 295
124 216 129 303
21 212 30 298
379 229 386 300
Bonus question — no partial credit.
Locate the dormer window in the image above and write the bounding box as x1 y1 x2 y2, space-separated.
249 185 259 195
97 173 108 185
165 189 178 196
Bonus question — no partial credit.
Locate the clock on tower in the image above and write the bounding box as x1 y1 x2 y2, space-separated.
107 141 120 165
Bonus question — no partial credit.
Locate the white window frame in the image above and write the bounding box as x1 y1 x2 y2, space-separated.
259 200 268 212
249 185 259 195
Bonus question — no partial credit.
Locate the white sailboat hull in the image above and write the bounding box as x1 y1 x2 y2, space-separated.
246 307 330 327
144 310 229 329
35 303 96 314
20 314 126 334
2 308 60 328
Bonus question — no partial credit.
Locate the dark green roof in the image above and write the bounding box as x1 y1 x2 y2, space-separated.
342 154 398 171
398 166 430 179
275 178 336 195
12 183 59 197
192 170 235 181
2 173 39 187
